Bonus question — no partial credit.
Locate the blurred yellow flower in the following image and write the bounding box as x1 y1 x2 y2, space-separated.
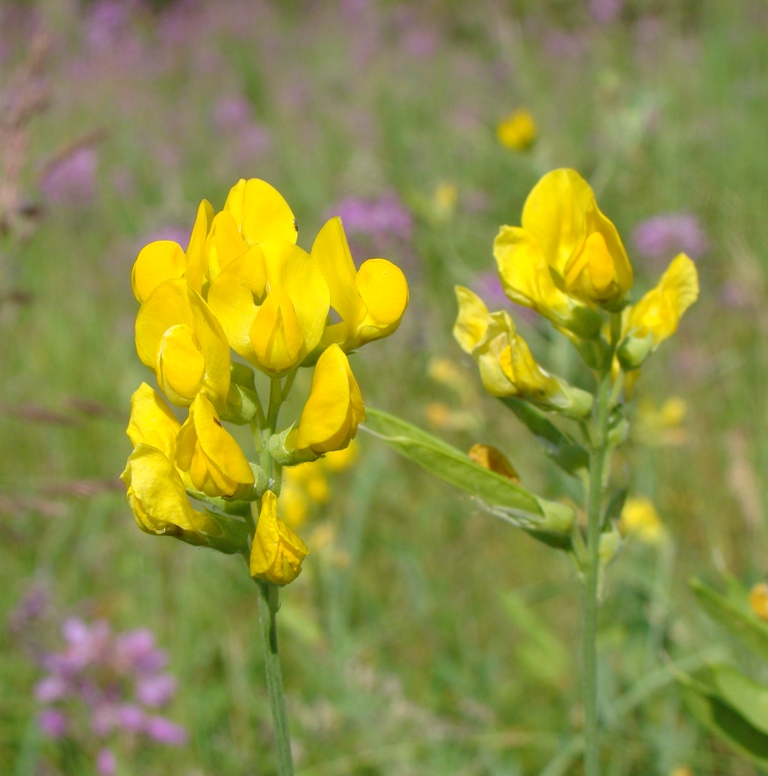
618 253 699 370
250 490 309 585
311 217 409 352
495 169 632 329
619 497 665 545
669 767 693 776
322 440 359 472
635 397 688 447
749 583 768 621
454 286 592 418
134 278 231 411
432 182 458 219
497 109 537 151
425 401 478 432
175 393 254 499
293 344 365 455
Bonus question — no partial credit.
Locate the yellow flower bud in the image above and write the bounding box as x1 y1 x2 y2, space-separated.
175 393 254 499
223 178 298 246
496 109 537 151
293 344 365 455
250 490 309 585
135 279 231 410
311 217 409 351
454 286 593 418
618 254 699 370
468 443 519 481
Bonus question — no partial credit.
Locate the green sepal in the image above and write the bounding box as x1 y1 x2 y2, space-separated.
500 397 589 477
363 407 575 550
143 508 250 555
542 376 594 420
607 406 629 447
679 664 768 766
268 424 319 466
691 577 768 663
617 332 654 371
221 362 262 425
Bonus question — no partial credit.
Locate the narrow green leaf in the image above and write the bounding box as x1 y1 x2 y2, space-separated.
500 397 588 476
691 577 768 663
362 408 575 549
696 665 768 736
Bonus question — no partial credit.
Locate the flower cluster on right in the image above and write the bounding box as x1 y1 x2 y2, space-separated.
455 168 699 416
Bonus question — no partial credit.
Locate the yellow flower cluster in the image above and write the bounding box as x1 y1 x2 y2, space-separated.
497 109 537 152
455 169 699 413
121 178 409 585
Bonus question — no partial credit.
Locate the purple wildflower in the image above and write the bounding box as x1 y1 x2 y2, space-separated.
96 748 117 776
137 674 177 707
589 0 623 25
38 708 68 739
331 194 413 243
632 213 709 265
144 715 189 746
39 147 98 206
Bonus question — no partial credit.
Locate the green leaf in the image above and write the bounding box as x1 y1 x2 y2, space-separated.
680 667 768 766
499 397 589 476
691 577 768 663
603 487 628 530
362 407 574 549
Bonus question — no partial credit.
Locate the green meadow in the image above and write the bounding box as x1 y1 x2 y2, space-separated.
2 1 768 773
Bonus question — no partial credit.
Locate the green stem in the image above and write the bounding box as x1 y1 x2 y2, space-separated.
583 370 613 776
256 580 295 776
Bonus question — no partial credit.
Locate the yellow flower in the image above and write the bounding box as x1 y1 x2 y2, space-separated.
454 286 592 418
134 278 231 410
619 497 665 545
618 254 699 370
311 217 409 352
250 490 309 585
131 200 214 304
635 397 688 447
223 178 298 246
749 583 768 622
174 393 254 499
432 182 458 220
497 109 537 151
207 240 330 375
126 382 181 460
322 439 359 472
494 169 632 330
293 344 365 455
121 443 221 538
278 477 309 529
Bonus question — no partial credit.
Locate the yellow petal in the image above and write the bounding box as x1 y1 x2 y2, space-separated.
310 217 361 336
175 393 254 499
184 199 215 295
628 253 699 344
205 210 249 283
126 382 180 459
453 286 490 354
294 344 365 455
120 443 215 535
157 324 206 403
354 258 409 341
521 168 594 276
250 490 309 585
250 287 305 373
262 240 330 356
135 279 231 409
131 241 186 304
207 245 268 363
224 178 298 246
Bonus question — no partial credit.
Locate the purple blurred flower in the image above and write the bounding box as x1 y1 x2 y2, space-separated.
212 96 271 161
473 271 509 310
85 0 137 51
8 583 50 635
35 675 68 703
96 748 117 776
116 703 146 731
137 674 177 707
213 95 253 131
632 213 709 264
331 194 413 243
144 715 188 746
589 0 623 25
39 148 98 206
38 709 68 739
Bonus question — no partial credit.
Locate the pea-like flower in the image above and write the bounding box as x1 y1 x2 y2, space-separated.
494 169 632 334
208 240 330 374
293 344 365 455
175 393 254 499
250 491 309 586
496 109 537 151
223 178 298 246
454 286 592 418
135 279 231 410
618 253 699 370
311 217 409 352
126 382 180 460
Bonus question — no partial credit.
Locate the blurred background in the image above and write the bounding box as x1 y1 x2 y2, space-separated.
2 0 768 773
